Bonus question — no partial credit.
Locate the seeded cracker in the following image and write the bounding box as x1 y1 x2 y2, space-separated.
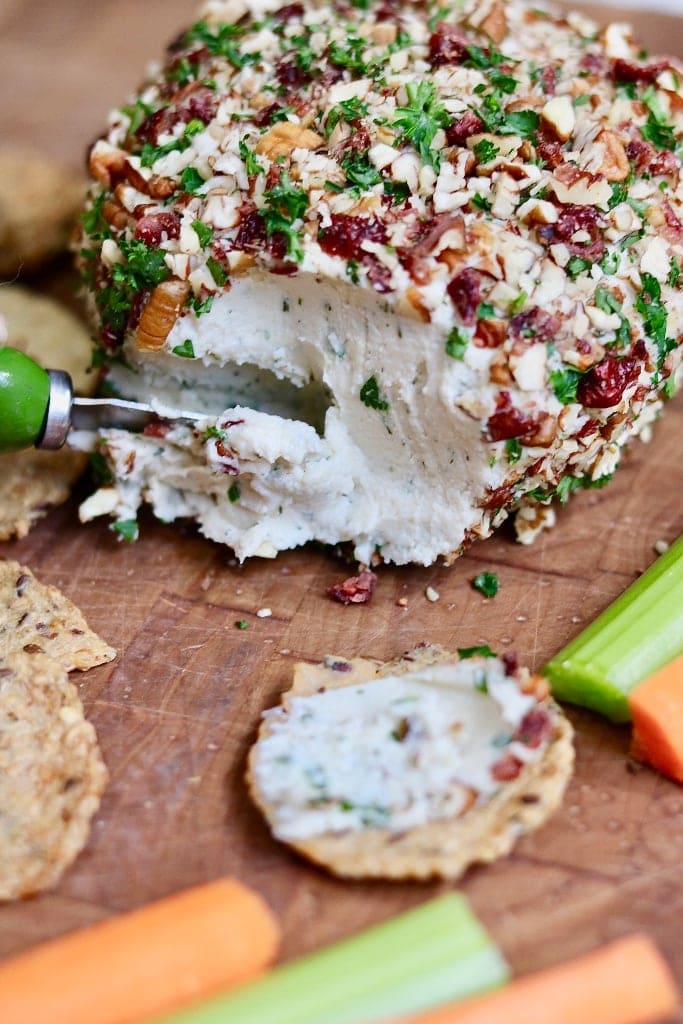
0 286 95 541
0 652 108 900
0 561 116 672
248 645 573 880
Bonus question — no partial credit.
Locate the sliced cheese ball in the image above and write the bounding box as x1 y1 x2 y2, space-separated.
78 0 683 565
247 645 574 879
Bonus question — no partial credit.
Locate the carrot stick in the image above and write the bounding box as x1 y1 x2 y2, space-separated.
0 877 280 1024
629 655 683 782
390 935 678 1024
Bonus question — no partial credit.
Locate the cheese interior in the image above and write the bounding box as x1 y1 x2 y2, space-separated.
251 659 542 841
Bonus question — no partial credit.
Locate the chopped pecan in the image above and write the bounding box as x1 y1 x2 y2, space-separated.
595 130 630 182
474 319 507 348
399 212 462 284
135 279 191 351
256 121 323 160
480 1 507 44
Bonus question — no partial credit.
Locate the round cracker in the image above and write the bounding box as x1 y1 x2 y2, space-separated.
0 652 108 900
248 645 574 881
0 147 85 278
0 285 96 540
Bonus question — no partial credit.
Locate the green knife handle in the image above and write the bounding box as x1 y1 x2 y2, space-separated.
0 347 51 453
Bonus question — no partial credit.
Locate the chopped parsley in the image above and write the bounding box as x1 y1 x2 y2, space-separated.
262 171 308 262
110 519 139 543
550 366 584 404
346 259 360 284
341 149 382 191
473 138 499 164
360 375 390 411
669 258 682 288
475 676 489 694
139 118 205 168
477 302 496 320
172 339 195 359
326 96 369 136
445 327 468 360
235 619 250 630
472 572 499 598
505 438 522 464
180 166 207 194
641 85 677 151
81 193 111 242
476 88 540 139
201 425 228 444
95 239 170 336
239 138 264 176
191 219 213 247
228 482 241 503
392 80 450 170
121 98 154 134
184 20 259 70
593 287 630 346
190 293 214 317
566 255 592 280
458 645 497 659
509 291 528 315
637 272 674 367
383 180 410 205
328 36 376 76
206 256 228 286
471 193 492 213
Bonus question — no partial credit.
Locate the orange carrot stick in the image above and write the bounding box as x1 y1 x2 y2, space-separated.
629 655 683 782
391 935 678 1024
0 877 280 1024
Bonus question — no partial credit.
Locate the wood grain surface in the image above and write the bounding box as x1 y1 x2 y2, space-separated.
1 0 683 1018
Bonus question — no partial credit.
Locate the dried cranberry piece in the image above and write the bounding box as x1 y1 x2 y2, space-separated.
272 2 304 21
447 268 482 326
580 52 607 75
577 355 640 409
540 65 558 96
491 753 523 782
185 86 219 124
626 137 654 172
134 212 181 245
480 484 515 511
319 215 387 261
428 22 468 66
276 57 310 90
510 307 560 344
612 57 670 84
142 419 172 438
399 212 461 283
535 132 565 169
253 102 286 127
502 651 519 675
365 259 393 293
487 391 533 441
515 708 552 748
327 569 378 605
446 111 484 147
662 199 683 243
551 204 605 261
233 210 267 251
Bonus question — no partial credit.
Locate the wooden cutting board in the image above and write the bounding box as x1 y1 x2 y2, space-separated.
1 1 683 1017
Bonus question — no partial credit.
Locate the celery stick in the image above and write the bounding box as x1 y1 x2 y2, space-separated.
152 893 508 1024
545 535 683 722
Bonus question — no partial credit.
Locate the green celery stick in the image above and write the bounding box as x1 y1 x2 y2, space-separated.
151 893 508 1024
545 535 683 722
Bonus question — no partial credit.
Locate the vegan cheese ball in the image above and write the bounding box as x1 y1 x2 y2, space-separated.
79 0 682 564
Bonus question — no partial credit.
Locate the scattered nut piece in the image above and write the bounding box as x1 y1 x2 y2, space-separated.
256 122 324 160
136 280 192 351
425 586 440 602
654 539 670 555
541 96 576 142
595 130 630 183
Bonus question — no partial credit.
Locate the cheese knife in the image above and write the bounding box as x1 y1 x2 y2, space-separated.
0 346 205 454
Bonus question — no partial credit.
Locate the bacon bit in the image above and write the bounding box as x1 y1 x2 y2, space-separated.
428 22 468 66
515 708 553 748
399 212 462 284
510 307 561 344
319 214 387 260
327 569 378 605
491 753 523 782
142 419 172 438
134 212 181 245
446 111 484 147
447 268 482 326
612 57 671 84
540 65 558 96
474 319 507 348
577 355 640 408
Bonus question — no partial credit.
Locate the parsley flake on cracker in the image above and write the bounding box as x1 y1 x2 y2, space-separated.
0 561 115 671
0 652 108 900
248 645 573 880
